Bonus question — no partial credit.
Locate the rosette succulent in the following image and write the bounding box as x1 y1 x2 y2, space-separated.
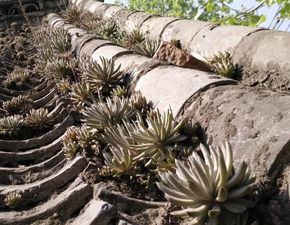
208 51 235 78
25 108 51 128
134 39 160 57
82 97 135 131
131 109 186 167
157 141 255 225
80 56 123 95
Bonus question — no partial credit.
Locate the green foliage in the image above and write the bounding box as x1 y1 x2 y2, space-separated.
157 141 255 225
124 0 290 28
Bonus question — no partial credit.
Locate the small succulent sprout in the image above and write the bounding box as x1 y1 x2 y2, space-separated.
157 141 255 225
130 109 186 167
124 28 145 49
63 140 79 159
25 108 51 128
170 39 181 48
70 82 94 108
80 56 123 95
129 91 150 113
76 125 96 148
4 191 22 208
83 97 135 131
0 115 24 137
46 58 78 80
111 85 128 99
208 51 235 78
2 68 31 89
62 126 98 159
97 19 124 43
134 39 160 57
49 28 71 54
56 79 71 94
3 95 33 114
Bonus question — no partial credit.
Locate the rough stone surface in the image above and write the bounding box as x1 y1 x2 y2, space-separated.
0 135 63 166
161 19 210 50
70 200 117 225
0 157 88 208
233 30 290 91
92 45 132 62
135 65 236 117
0 178 91 225
140 16 179 39
0 116 74 151
154 41 210 71
181 85 290 183
190 24 261 60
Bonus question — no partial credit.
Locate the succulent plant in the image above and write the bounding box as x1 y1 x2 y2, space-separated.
25 108 51 128
63 139 79 159
82 97 135 131
63 4 81 24
2 68 31 89
111 85 128 99
49 28 71 55
80 57 123 95
103 145 137 175
0 115 24 137
56 79 71 94
157 141 255 225
123 29 145 49
46 58 78 80
4 191 22 208
131 109 186 167
3 95 33 114
62 125 99 159
70 82 94 108
103 121 136 150
134 39 160 57
129 91 150 113
96 19 124 43
208 51 235 78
